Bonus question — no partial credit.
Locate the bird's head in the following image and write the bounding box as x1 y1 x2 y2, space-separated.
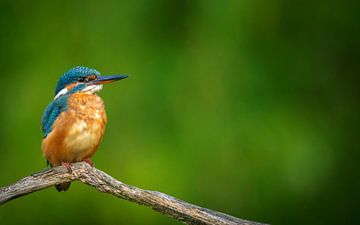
54 66 128 99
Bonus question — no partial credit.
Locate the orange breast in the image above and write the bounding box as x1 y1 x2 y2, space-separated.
41 93 107 166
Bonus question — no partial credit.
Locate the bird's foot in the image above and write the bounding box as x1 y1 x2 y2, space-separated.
61 162 72 173
84 158 94 167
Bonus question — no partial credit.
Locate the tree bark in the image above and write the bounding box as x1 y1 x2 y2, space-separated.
0 162 267 225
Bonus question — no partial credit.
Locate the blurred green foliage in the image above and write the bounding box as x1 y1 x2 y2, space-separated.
0 1 359 225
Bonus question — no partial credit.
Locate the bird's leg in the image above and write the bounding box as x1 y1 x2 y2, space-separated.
61 162 72 173
84 158 94 167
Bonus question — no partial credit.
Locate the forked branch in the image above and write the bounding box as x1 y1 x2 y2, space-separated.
0 162 267 225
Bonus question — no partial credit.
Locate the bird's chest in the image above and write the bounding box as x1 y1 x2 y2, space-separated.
63 93 107 154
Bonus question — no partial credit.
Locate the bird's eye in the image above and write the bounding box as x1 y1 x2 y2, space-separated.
78 77 86 82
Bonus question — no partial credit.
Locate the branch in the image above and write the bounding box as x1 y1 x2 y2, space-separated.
0 162 267 225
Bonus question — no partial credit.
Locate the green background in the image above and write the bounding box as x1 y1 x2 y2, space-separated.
0 1 358 225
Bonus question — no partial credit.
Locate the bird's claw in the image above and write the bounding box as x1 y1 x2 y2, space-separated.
84 158 94 167
61 162 72 173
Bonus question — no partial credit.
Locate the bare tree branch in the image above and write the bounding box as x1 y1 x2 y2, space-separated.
0 162 267 225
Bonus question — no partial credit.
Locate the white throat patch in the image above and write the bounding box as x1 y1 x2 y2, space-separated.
54 84 103 100
82 84 103 94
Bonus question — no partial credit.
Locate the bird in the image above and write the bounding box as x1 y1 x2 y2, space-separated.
41 66 127 191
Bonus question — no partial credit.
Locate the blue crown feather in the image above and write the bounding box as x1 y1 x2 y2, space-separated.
54 66 100 96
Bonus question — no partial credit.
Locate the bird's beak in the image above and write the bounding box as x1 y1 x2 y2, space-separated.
91 75 128 85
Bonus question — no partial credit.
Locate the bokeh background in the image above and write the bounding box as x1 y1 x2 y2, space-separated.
0 1 359 225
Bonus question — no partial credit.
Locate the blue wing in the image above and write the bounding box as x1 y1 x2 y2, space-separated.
41 96 69 138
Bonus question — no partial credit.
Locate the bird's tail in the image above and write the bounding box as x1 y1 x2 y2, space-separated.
55 182 71 192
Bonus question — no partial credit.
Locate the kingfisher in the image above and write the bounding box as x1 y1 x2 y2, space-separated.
41 66 127 191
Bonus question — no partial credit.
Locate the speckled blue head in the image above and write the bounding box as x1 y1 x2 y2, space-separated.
55 66 101 96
